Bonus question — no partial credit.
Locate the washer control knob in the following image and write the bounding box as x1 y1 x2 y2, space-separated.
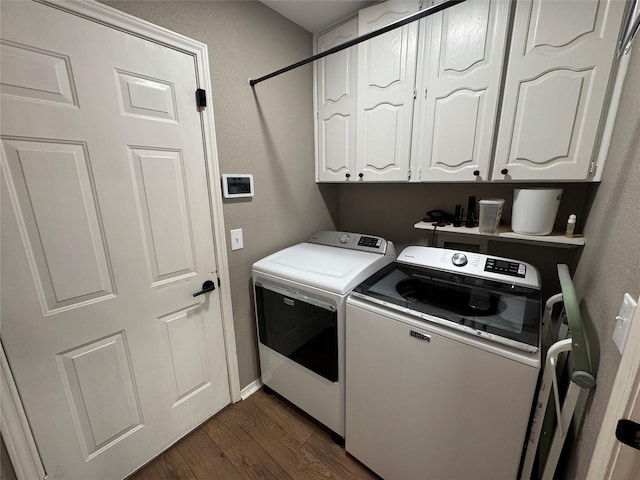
452 253 468 267
339 234 350 244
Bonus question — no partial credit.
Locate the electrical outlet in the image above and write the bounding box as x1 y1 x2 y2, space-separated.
230 228 243 251
613 293 637 354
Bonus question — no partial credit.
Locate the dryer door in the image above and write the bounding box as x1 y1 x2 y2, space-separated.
255 283 338 382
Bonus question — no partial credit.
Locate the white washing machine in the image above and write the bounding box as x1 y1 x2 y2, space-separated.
346 246 542 479
252 231 395 440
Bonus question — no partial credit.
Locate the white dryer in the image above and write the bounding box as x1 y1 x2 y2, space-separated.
252 231 395 440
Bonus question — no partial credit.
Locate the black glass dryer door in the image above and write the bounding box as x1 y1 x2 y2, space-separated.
255 283 338 382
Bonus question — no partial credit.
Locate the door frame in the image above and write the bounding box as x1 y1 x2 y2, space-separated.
586 294 640 479
1 0 241 476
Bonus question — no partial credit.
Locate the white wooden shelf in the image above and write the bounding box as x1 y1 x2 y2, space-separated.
414 222 585 248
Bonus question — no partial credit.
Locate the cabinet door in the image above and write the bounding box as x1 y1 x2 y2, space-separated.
492 0 625 181
356 1 420 181
412 0 511 182
316 18 358 182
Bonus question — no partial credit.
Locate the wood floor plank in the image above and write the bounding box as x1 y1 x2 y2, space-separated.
132 390 382 480
229 399 337 480
129 447 196 480
251 389 316 444
306 430 380 480
202 409 293 480
175 427 244 480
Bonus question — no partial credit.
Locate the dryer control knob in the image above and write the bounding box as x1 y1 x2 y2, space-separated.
452 253 468 267
339 234 350 244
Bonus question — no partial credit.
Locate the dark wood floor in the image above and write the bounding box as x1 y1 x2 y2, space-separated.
130 389 379 480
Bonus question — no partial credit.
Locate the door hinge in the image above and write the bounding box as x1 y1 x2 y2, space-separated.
196 89 207 109
217 275 221 287
424 87 428 99
588 161 597 176
408 169 412 180
413 89 417 100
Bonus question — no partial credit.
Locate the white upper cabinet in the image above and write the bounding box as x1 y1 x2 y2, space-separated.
412 0 511 182
356 1 420 182
492 0 626 181
316 18 358 182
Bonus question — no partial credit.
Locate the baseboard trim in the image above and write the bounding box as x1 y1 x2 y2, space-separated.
240 378 263 401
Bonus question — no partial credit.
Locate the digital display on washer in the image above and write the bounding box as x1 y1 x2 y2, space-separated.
485 258 526 278
352 262 541 350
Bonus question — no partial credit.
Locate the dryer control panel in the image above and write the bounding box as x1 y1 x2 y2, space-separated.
308 231 391 255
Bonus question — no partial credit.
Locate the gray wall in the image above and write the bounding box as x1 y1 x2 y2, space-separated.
560 43 640 479
105 0 339 388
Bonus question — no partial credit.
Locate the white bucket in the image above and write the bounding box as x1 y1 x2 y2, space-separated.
511 188 563 235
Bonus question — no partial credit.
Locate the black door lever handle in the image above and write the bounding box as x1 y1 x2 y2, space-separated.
616 419 640 450
193 280 216 297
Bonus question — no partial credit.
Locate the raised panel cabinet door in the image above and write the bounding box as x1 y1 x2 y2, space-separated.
413 0 511 182
356 0 420 182
492 0 626 181
0 2 231 479
316 18 358 182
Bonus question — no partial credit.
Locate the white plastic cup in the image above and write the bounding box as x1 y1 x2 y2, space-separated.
478 199 505 234
511 188 563 235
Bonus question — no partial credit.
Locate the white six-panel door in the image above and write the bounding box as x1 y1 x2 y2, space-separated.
1 2 230 478
492 0 626 181
356 1 420 182
412 0 511 182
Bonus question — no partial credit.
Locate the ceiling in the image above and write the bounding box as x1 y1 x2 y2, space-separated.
261 0 375 33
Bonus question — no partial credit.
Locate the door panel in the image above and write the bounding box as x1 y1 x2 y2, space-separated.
129 148 196 283
492 0 625 180
0 2 230 479
316 18 358 182
413 0 510 181
57 332 144 459
509 71 588 167
3 138 115 312
357 1 419 181
0 39 78 106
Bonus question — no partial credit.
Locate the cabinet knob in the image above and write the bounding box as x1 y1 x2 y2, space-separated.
473 170 480 176
358 173 364 178
345 173 351 178
501 168 509 175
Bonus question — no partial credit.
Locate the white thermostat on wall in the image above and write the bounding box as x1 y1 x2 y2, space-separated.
222 174 254 199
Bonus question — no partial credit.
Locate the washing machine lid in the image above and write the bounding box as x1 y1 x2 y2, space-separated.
351 247 542 352
253 242 393 295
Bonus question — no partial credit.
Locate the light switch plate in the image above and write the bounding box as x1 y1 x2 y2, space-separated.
230 228 243 251
613 293 637 354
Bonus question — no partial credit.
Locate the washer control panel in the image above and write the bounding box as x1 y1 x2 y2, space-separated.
485 258 526 278
396 246 540 289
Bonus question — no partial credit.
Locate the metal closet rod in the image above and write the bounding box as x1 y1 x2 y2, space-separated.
248 0 466 88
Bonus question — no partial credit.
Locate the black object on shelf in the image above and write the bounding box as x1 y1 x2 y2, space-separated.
465 196 477 227
453 204 463 227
